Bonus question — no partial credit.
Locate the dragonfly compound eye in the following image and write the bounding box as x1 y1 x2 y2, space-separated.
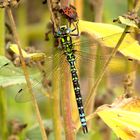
66 29 71 34
56 31 61 36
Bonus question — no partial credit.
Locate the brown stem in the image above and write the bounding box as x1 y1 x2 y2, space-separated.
6 8 48 140
91 0 104 22
47 0 58 31
134 0 140 12
61 68 76 140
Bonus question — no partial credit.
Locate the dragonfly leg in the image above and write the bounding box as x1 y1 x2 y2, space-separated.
70 21 79 36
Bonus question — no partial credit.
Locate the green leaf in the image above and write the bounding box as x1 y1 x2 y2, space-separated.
26 120 53 140
0 55 40 88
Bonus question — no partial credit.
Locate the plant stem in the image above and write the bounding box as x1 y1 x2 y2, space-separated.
91 0 104 22
128 0 135 10
0 88 7 140
84 26 130 111
60 0 76 138
6 8 48 140
86 0 104 132
0 9 5 53
47 0 58 31
17 2 28 47
47 0 62 139
75 0 83 18
134 0 140 12
0 9 8 140
51 48 62 140
61 66 76 140
47 0 76 138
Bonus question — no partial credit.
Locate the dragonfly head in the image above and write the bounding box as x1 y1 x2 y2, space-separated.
55 25 72 37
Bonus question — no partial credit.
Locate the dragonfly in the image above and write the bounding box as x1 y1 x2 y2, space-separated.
0 22 136 133
54 25 89 133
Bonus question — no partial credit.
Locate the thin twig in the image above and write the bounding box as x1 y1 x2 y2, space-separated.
47 0 58 31
84 26 130 111
6 8 48 140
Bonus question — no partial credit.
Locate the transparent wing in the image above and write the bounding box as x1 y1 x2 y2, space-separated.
0 57 52 102
1 31 137 102
0 58 27 88
74 49 136 77
14 49 66 102
73 31 136 53
72 31 137 79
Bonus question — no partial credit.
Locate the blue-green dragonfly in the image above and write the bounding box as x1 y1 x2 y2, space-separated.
0 23 136 133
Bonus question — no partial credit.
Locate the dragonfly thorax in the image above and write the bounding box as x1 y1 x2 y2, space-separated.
60 35 73 51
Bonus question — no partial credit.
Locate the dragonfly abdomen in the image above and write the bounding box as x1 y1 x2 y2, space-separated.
67 52 88 133
57 25 88 133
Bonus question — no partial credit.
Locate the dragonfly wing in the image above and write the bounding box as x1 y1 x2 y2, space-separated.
15 49 67 102
0 57 27 88
15 78 50 102
73 31 138 76
74 31 137 55
0 56 51 102
74 48 137 80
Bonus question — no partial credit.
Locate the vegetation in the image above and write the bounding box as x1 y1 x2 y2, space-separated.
0 0 140 140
